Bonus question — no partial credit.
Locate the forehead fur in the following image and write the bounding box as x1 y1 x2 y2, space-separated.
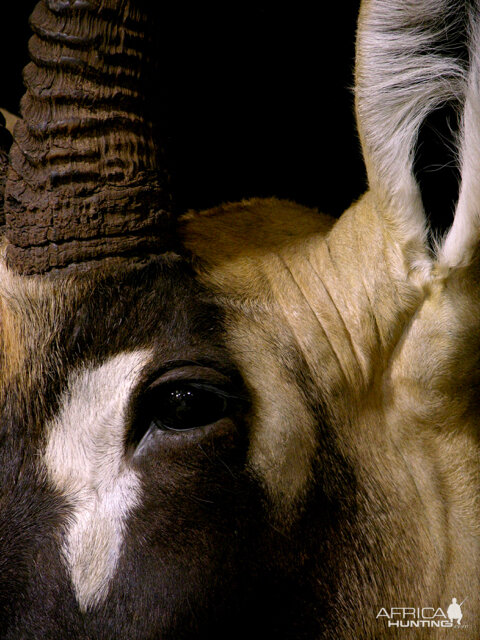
0 253 228 369
181 197 334 296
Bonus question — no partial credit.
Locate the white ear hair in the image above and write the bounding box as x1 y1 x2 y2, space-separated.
356 0 467 263
440 10 480 268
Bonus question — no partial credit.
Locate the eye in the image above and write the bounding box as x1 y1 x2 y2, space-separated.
145 383 232 432
127 366 249 451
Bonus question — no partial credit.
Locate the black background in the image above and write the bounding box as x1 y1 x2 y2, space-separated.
0 4 366 218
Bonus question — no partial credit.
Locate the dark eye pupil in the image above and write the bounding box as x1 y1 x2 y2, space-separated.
152 386 228 432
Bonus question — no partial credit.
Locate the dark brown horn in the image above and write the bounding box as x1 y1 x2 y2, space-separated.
4 0 173 275
0 111 13 227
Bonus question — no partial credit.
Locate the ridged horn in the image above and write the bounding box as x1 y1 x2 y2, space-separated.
0 111 13 227
5 0 173 275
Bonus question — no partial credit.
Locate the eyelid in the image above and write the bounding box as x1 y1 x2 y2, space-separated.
145 366 232 390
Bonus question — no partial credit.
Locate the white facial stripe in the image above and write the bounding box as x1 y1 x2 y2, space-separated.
43 351 151 610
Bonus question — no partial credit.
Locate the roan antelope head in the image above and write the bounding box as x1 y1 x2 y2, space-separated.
1 1 480 638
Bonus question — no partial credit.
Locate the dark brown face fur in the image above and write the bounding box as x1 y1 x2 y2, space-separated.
0 255 357 640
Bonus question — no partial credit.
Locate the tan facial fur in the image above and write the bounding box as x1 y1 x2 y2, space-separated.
181 187 480 632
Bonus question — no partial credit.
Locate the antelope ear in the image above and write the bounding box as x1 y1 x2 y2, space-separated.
355 0 477 271
440 17 480 268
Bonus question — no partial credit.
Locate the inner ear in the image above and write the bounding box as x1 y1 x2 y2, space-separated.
413 100 462 244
